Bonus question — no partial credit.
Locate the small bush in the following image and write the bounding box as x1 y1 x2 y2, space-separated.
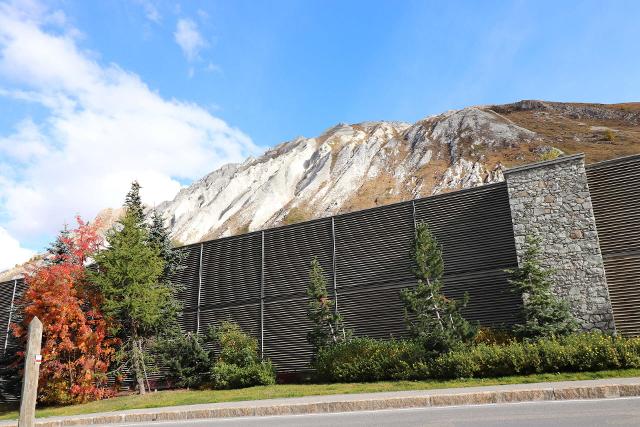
209 321 276 389
212 322 261 367
604 129 616 142
614 337 640 368
312 338 416 383
153 331 211 389
474 327 514 345
314 338 424 382
539 147 563 161
283 207 309 225
211 361 276 389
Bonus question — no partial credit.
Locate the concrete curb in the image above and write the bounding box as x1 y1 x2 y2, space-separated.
3 382 640 426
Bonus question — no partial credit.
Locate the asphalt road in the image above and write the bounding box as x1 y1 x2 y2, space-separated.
106 397 640 427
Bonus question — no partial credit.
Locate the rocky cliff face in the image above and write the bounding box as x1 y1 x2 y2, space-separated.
157 107 526 243
157 100 640 245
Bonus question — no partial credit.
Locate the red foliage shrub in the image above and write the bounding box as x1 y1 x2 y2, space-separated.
12 217 119 405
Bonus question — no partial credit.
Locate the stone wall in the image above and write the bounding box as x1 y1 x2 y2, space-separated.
504 154 615 332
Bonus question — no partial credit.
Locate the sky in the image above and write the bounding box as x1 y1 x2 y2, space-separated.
0 0 639 270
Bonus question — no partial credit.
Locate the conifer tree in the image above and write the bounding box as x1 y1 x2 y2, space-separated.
401 221 476 354
124 181 145 226
123 181 184 277
92 209 181 395
153 329 210 389
507 236 579 339
306 257 347 355
148 209 184 277
45 225 71 265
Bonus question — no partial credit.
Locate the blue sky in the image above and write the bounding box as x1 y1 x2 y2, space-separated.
49 0 640 145
0 0 639 268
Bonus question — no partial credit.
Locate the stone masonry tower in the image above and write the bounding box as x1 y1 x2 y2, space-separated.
504 154 615 332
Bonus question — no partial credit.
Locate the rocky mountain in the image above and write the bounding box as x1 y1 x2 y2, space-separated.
157 100 640 245
2 100 638 281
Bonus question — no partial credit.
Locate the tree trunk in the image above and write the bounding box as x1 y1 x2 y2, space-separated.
426 278 444 331
139 340 152 392
329 322 337 343
132 339 146 395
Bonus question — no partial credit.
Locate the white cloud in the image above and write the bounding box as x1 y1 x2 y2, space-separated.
206 62 222 73
0 118 49 163
136 0 161 23
0 226 35 271
174 18 206 61
0 1 258 250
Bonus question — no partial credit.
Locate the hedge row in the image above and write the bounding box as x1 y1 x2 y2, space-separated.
314 332 640 383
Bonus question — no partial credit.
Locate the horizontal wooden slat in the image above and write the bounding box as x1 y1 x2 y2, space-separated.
587 154 640 337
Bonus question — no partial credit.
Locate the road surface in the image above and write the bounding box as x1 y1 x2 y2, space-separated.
103 396 640 427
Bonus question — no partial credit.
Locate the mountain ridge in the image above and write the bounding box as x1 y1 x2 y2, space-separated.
157 100 640 246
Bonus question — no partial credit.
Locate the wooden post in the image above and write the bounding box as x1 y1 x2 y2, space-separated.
18 316 43 427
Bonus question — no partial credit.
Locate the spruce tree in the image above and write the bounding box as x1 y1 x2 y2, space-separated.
306 257 347 355
91 209 181 395
153 329 210 389
123 181 184 277
507 236 579 339
148 209 184 277
45 225 71 265
125 181 145 226
401 221 476 354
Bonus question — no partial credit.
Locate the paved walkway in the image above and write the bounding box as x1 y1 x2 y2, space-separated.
2 377 639 427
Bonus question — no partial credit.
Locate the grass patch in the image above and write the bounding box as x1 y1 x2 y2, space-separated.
0 368 638 421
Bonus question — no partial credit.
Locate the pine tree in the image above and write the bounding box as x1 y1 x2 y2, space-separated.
507 236 579 339
148 209 184 277
401 221 476 354
91 210 181 395
306 257 348 355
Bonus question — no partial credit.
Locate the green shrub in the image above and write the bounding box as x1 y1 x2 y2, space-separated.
314 333 640 383
426 348 479 379
212 322 261 367
209 321 276 389
313 338 424 382
614 337 640 368
474 327 514 345
153 331 211 389
431 333 636 379
211 361 276 389
539 147 563 161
